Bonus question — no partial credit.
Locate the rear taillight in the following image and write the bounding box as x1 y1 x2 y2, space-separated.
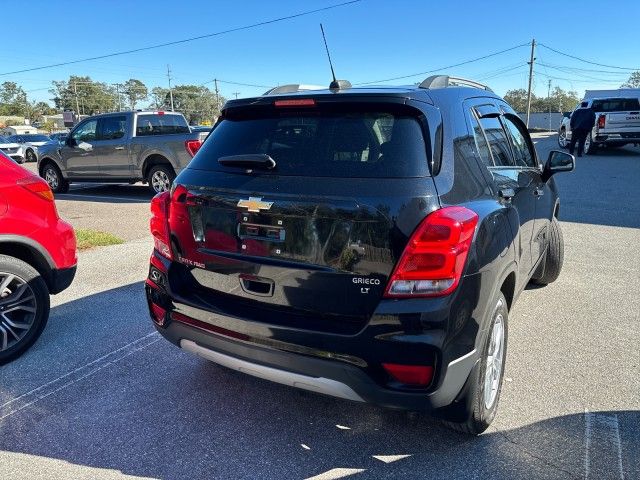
382 363 434 387
150 191 171 259
17 177 54 201
384 206 479 298
597 114 606 129
185 139 202 157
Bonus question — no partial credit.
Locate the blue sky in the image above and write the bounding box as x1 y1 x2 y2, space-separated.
2 0 639 105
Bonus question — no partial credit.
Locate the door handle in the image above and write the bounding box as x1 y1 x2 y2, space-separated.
534 187 544 197
114 146 125 150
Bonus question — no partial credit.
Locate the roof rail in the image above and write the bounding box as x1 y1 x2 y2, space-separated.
262 84 325 96
419 75 493 92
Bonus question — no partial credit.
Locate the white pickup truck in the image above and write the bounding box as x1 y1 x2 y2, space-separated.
558 91 640 154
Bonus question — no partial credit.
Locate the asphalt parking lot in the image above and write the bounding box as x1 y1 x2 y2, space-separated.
3 134 639 480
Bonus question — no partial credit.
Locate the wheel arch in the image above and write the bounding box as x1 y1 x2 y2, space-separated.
39 157 64 178
0 236 54 290
142 154 175 180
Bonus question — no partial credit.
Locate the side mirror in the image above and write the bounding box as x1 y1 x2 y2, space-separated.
543 150 575 182
66 137 77 147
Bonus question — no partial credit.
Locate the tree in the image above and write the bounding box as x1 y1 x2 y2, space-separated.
548 86 580 112
0 82 28 116
503 89 529 113
50 76 118 115
122 79 148 110
621 71 640 88
41 120 56 133
149 85 225 124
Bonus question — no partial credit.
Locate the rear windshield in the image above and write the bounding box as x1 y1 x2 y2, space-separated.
135 114 189 136
189 105 430 178
591 98 640 112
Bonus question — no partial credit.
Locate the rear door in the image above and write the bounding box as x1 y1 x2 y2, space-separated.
168 99 441 333
466 102 539 286
94 115 130 178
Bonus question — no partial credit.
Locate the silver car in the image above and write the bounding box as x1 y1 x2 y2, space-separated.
0 136 24 163
5 134 52 162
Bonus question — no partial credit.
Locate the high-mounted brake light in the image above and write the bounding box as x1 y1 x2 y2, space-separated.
597 114 606 129
382 363 434 387
157 111 165 115
185 139 202 157
150 191 172 259
17 176 54 201
384 206 479 298
274 99 316 107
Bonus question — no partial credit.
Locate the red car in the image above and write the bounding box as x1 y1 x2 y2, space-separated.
0 154 77 364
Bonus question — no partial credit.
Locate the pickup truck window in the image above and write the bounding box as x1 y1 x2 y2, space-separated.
591 98 640 112
72 120 98 142
99 116 126 140
136 114 189 136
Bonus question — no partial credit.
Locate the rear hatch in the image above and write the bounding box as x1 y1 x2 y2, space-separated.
167 96 440 334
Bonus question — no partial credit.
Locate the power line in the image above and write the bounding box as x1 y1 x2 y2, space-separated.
0 0 361 77
206 79 272 89
353 42 530 85
537 43 639 71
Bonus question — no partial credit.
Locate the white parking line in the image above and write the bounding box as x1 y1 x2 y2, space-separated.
0 332 159 421
305 468 366 480
584 409 625 480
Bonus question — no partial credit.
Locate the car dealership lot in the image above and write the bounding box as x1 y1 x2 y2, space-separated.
4 135 639 479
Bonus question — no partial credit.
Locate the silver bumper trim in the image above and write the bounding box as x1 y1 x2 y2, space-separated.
180 339 364 402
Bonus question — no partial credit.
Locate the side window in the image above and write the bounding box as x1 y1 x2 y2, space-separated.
72 120 98 143
478 116 514 167
468 109 493 167
98 116 126 140
501 115 536 168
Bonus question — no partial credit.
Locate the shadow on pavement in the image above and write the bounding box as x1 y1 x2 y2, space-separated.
1 283 638 479
55 183 154 204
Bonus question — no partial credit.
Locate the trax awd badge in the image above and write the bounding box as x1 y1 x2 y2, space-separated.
353 277 381 294
238 197 274 213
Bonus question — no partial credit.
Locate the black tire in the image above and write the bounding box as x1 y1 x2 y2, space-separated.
532 217 564 285
25 149 36 162
0 255 51 365
584 132 597 155
42 162 69 193
440 292 508 435
147 164 176 194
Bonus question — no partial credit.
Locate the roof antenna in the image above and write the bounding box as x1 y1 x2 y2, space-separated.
320 24 351 91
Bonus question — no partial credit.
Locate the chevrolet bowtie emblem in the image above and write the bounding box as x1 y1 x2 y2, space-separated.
237 197 274 213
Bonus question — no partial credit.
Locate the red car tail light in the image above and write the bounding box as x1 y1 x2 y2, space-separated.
382 363 434 387
150 302 167 326
17 176 54 201
384 206 479 298
150 191 172 259
597 114 606 129
185 139 202 157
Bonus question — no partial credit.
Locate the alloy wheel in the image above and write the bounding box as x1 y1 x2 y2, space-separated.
151 170 170 193
0 272 37 353
584 133 591 154
26 150 35 162
483 306 505 410
558 130 567 148
44 167 59 189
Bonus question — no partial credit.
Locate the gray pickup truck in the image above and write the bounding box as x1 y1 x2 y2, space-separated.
37 111 206 194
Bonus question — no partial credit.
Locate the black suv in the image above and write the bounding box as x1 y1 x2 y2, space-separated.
145 76 574 434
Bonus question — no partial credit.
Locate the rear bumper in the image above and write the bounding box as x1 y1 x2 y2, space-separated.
152 315 478 411
50 265 77 294
594 132 640 143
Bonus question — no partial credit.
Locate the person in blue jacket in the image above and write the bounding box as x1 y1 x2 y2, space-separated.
569 101 596 156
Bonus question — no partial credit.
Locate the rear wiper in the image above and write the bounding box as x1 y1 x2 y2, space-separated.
218 154 276 170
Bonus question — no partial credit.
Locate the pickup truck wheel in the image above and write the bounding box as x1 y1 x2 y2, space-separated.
0 255 50 365
558 128 568 148
148 165 175 194
440 292 508 435
584 133 597 154
532 217 564 285
42 163 69 193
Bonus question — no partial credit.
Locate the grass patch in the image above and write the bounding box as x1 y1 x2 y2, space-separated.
75 229 124 250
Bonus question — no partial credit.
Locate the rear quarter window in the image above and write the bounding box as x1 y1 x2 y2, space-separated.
189 106 431 178
591 98 640 112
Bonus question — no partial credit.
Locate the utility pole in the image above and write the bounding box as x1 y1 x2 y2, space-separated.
214 78 220 115
525 38 536 128
167 65 175 111
115 83 122 111
547 79 552 132
233 91 240 99
73 82 80 118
